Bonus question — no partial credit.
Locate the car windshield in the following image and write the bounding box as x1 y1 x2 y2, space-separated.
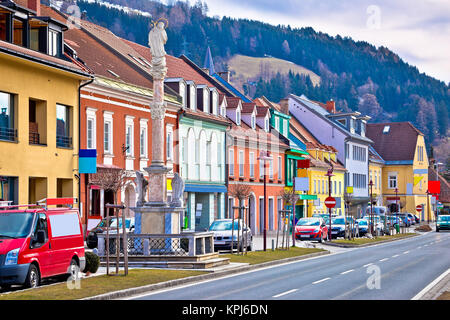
297 218 320 226
209 220 241 231
110 218 132 229
358 220 368 225
438 216 450 221
0 212 35 238
332 218 345 224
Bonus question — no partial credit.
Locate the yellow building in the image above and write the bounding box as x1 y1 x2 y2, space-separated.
366 122 430 220
369 146 384 206
0 3 91 207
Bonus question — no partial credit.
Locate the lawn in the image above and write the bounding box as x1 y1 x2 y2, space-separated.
0 269 206 300
222 247 325 265
332 233 417 245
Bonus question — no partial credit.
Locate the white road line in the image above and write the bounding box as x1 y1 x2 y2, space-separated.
312 277 331 284
403 250 410 254
392 254 399 258
363 263 373 267
412 268 450 300
418 246 422 249
340 269 354 275
379 258 389 262
273 289 298 298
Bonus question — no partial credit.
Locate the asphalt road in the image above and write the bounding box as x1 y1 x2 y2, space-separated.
129 231 450 300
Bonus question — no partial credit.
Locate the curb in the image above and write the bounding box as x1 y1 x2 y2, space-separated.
412 268 450 300
81 250 329 300
321 233 420 248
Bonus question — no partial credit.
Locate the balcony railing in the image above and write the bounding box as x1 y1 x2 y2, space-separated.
0 127 17 142
56 135 72 148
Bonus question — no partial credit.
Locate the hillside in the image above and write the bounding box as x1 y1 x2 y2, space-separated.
52 0 449 155
227 54 320 98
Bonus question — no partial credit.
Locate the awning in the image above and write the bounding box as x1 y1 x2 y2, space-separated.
185 183 227 193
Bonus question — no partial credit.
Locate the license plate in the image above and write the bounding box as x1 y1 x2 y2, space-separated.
332 231 338 234
301 235 309 238
215 241 225 245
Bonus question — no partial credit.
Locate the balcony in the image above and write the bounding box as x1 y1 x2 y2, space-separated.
0 127 17 142
56 135 72 148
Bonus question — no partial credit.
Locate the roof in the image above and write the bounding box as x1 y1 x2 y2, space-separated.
226 97 242 109
366 122 423 162
211 73 252 102
241 103 256 114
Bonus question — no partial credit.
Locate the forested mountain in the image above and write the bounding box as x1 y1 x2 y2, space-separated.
55 0 449 150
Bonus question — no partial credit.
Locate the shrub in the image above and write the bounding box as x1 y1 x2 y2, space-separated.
83 251 100 274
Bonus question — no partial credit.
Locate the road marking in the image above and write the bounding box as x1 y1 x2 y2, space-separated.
417 246 422 249
312 277 331 284
363 263 373 267
273 289 298 298
403 250 410 254
392 254 399 258
412 268 450 300
340 269 354 275
379 258 389 262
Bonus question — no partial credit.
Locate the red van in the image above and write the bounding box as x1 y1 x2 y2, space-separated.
0 198 85 289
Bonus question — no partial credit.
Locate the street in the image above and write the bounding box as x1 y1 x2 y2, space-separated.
129 231 450 300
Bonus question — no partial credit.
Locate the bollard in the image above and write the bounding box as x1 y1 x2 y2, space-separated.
272 239 274 251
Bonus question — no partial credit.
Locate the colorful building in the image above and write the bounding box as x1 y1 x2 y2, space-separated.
0 1 90 208
366 122 430 219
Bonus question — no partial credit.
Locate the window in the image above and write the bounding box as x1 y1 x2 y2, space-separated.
383 125 390 134
104 121 112 154
278 156 282 180
86 108 96 150
0 91 16 142
166 126 174 161
239 150 244 177
314 180 317 194
251 114 256 129
203 88 209 113
353 146 366 162
236 109 241 125
275 117 279 131
283 119 288 136
140 126 147 157
56 104 71 148
269 159 273 179
13 18 24 46
179 82 186 108
48 29 61 57
265 117 270 132
229 149 234 176
212 91 218 115
190 85 196 110
259 158 264 179
388 173 397 189
0 13 9 42
221 103 226 117
417 146 424 162
249 152 255 178
345 144 349 159
339 181 342 194
353 173 367 189
125 117 134 156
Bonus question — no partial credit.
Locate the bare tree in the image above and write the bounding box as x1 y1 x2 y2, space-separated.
89 168 132 209
279 189 299 249
228 183 251 254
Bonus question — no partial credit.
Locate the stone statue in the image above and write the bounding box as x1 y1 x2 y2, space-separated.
148 20 168 79
135 171 148 207
170 172 185 207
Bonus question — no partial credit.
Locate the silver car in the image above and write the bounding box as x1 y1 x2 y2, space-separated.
209 219 253 251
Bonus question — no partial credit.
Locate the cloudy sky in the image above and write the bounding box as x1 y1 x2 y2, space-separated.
197 0 450 84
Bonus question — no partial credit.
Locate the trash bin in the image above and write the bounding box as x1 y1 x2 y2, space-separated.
395 224 400 233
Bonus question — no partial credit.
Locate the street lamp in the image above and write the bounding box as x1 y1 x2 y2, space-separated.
395 187 399 234
435 162 443 220
325 166 334 241
258 150 271 251
369 180 374 236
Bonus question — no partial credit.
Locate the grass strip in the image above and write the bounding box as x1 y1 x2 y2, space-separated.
333 233 417 245
222 247 325 265
0 269 206 300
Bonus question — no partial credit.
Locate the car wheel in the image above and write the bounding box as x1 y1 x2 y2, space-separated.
436 228 440 232
318 232 323 243
24 264 40 289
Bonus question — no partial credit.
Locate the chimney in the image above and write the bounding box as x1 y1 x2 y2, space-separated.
28 0 41 16
279 98 289 115
217 71 230 83
325 100 336 114
201 68 210 75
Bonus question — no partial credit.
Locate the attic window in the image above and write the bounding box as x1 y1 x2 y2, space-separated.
107 70 120 78
128 54 147 67
383 125 390 134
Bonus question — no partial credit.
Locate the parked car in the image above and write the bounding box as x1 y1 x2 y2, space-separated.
355 219 369 236
330 216 354 239
295 217 328 243
406 213 416 225
0 199 85 289
413 214 420 224
397 213 411 227
436 215 450 232
86 217 135 249
363 215 385 235
208 219 252 251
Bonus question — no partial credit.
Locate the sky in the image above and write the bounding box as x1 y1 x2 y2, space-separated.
196 0 450 84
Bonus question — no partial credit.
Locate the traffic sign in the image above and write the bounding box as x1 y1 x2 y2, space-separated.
324 197 336 208
416 205 422 212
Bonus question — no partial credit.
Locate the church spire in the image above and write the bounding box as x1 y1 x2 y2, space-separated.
203 46 216 75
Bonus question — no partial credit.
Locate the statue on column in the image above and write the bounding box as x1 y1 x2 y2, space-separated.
148 19 168 79
170 173 185 207
135 171 148 207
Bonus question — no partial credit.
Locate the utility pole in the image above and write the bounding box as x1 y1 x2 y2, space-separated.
325 166 334 241
258 151 271 251
369 180 374 236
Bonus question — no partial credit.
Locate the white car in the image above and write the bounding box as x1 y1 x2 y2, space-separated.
209 219 253 251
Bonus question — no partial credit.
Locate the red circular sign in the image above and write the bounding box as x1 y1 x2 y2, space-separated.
416 205 422 212
325 197 336 208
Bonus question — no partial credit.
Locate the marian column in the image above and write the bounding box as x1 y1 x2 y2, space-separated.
133 20 185 236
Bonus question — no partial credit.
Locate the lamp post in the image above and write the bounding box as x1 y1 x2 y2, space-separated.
395 187 399 234
325 166 334 241
369 180 374 236
258 150 271 251
435 162 443 220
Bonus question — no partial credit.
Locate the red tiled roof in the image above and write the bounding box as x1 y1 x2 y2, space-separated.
366 122 423 161
226 97 241 109
182 108 230 126
241 102 256 114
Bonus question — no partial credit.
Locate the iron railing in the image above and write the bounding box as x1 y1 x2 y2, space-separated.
56 135 72 148
97 232 215 257
0 127 17 142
